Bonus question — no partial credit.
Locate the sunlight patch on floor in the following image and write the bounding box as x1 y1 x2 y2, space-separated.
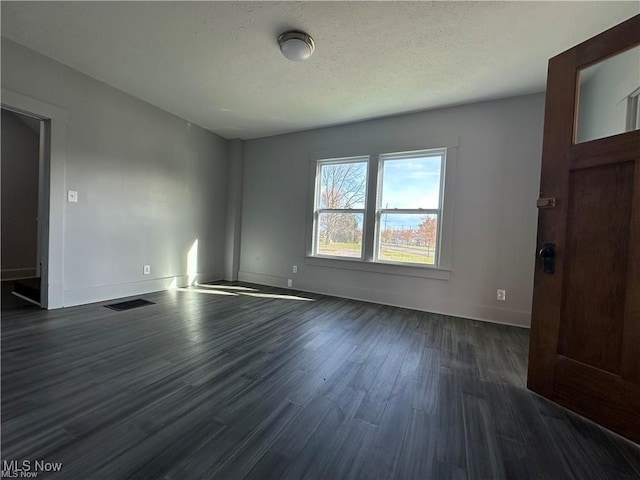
241 292 315 301
174 284 315 302
174 287 237 296
196 284 258 292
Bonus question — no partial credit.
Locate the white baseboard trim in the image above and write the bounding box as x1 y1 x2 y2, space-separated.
61 271 224 308
238 271 286 288
238 270 531 328
2 268 38 281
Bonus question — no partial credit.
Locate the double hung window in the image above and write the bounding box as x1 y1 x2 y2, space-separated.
377 150 444 265
312 148 446 267
313 158 368 259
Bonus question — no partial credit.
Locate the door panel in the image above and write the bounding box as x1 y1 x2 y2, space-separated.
528 14 640 444
554 357 640 441
559 161 634 373
622 163 640 385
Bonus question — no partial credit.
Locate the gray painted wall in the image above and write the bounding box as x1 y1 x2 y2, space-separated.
577 46 640 143
224 139 244 281
239 94 545 327
1 38 545 323
1 109 39 279
1 39 229 306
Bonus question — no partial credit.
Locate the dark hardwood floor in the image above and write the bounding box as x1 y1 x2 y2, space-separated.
2 282 639 479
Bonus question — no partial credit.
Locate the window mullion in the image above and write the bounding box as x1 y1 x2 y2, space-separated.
317 209 365 214
378 209 440 215
363 154 379 261
435 152 446 266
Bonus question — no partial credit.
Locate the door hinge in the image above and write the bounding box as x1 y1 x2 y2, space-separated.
536 197 556 208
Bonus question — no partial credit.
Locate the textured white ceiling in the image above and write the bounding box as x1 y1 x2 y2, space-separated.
2 1 638 139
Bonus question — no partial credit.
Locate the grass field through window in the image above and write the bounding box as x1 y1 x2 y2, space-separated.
317 242 362 258
378 243 435 264
317 242 435 264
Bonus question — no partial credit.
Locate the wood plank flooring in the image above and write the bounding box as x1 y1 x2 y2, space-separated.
2 282 639 479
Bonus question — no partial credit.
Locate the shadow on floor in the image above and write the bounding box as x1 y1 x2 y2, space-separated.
1 279 41 311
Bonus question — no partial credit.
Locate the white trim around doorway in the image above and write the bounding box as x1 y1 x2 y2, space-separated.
1 88 68 309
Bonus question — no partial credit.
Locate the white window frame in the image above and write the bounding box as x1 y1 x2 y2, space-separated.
306 139 457 281
626 86 640 132
312 156 369 260
375 149 446 266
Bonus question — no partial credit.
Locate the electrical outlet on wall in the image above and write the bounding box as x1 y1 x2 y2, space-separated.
143 265 151 275
293 265 298 274
497 289 506 301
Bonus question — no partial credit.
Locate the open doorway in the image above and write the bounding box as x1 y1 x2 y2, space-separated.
1 107 47 309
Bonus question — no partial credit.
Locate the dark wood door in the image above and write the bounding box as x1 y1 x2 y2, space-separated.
528 15 640 444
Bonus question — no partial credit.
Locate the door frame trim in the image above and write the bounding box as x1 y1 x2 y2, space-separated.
2 88 68 309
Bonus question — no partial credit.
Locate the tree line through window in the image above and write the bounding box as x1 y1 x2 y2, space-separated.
313 148 445 266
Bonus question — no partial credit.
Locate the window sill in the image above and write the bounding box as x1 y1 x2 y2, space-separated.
304 256 451 280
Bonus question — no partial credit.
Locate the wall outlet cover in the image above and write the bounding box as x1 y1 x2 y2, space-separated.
143 265 151 275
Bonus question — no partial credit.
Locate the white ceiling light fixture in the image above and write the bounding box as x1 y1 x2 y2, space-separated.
278 30 315 62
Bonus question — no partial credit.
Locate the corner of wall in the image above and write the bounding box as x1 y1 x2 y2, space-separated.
224 138 245 281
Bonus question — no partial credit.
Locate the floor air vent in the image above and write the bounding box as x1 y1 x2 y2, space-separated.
104 299 155 311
